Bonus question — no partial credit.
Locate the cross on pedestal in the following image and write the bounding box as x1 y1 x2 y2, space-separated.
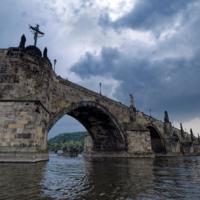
29 24 44 46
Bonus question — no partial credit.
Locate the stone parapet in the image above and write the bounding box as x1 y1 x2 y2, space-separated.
0 49 7 57
57 76 128 109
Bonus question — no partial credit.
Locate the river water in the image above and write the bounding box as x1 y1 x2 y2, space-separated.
0 154 200 200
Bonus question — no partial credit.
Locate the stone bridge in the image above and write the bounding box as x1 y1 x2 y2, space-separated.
0 44 200 162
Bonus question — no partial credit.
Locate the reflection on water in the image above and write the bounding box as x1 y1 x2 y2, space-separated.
0 155 200 200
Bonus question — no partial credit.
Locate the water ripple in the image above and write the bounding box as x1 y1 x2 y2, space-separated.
0 155 200 199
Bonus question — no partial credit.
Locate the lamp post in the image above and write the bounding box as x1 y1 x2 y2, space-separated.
149 109 151 117
54 59 57 72
99 83 101 95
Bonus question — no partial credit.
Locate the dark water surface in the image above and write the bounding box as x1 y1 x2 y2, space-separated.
0 154 200 200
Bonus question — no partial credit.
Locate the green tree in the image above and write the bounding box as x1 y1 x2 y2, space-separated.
62 136 66 143
52 143 62 153
46 141 52 150
62 143 68 152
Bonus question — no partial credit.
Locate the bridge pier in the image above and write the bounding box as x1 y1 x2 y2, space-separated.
180 141 194 156
83 122 155 158
158 136 183 157
0 101 49 162
0 46 52 162
162 122 183 156
193 143 200 155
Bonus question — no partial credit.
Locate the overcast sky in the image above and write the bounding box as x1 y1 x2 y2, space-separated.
1 0 200 138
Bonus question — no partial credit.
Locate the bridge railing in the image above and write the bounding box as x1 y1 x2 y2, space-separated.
56 76 129 109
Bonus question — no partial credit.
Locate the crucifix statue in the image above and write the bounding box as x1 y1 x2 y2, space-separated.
29 24 44 46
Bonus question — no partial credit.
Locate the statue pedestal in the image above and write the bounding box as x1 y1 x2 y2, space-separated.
164 122 172 135
130 106 136 122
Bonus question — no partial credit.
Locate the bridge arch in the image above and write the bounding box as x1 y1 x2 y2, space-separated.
145 123 166 153
48 101 127 151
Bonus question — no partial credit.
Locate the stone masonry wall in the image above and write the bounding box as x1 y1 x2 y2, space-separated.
136 112 165 137
50 76 130 128
84 134 94 151
0 47 53 111
0 101 49 149
127 130 152 152
0 47 52 150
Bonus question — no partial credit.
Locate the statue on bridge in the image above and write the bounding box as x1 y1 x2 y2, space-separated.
180 123 185 138
129 94 136 122
164 111 169 122
129 94 134 108
43 47 48 58
19 34 26 49
190 129 194 141
29 24 44 47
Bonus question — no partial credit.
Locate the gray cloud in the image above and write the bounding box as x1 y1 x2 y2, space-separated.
71 47 121 79
98 0 198 36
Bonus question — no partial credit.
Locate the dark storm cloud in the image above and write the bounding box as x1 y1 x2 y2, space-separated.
70 45 200 122
71 47 121 79
98 0 197 36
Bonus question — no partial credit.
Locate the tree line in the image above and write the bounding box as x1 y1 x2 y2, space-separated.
47 137 84 153
48 131 87 143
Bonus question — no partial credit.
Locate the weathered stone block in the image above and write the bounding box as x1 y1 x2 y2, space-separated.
16 128 23 133
6 128 17 134
22 134 30 138
9 133 15 139
15 134 23 138
8 124 24 129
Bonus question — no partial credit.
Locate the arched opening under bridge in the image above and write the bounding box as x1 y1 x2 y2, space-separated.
48 102 126 151
146 126 166 153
